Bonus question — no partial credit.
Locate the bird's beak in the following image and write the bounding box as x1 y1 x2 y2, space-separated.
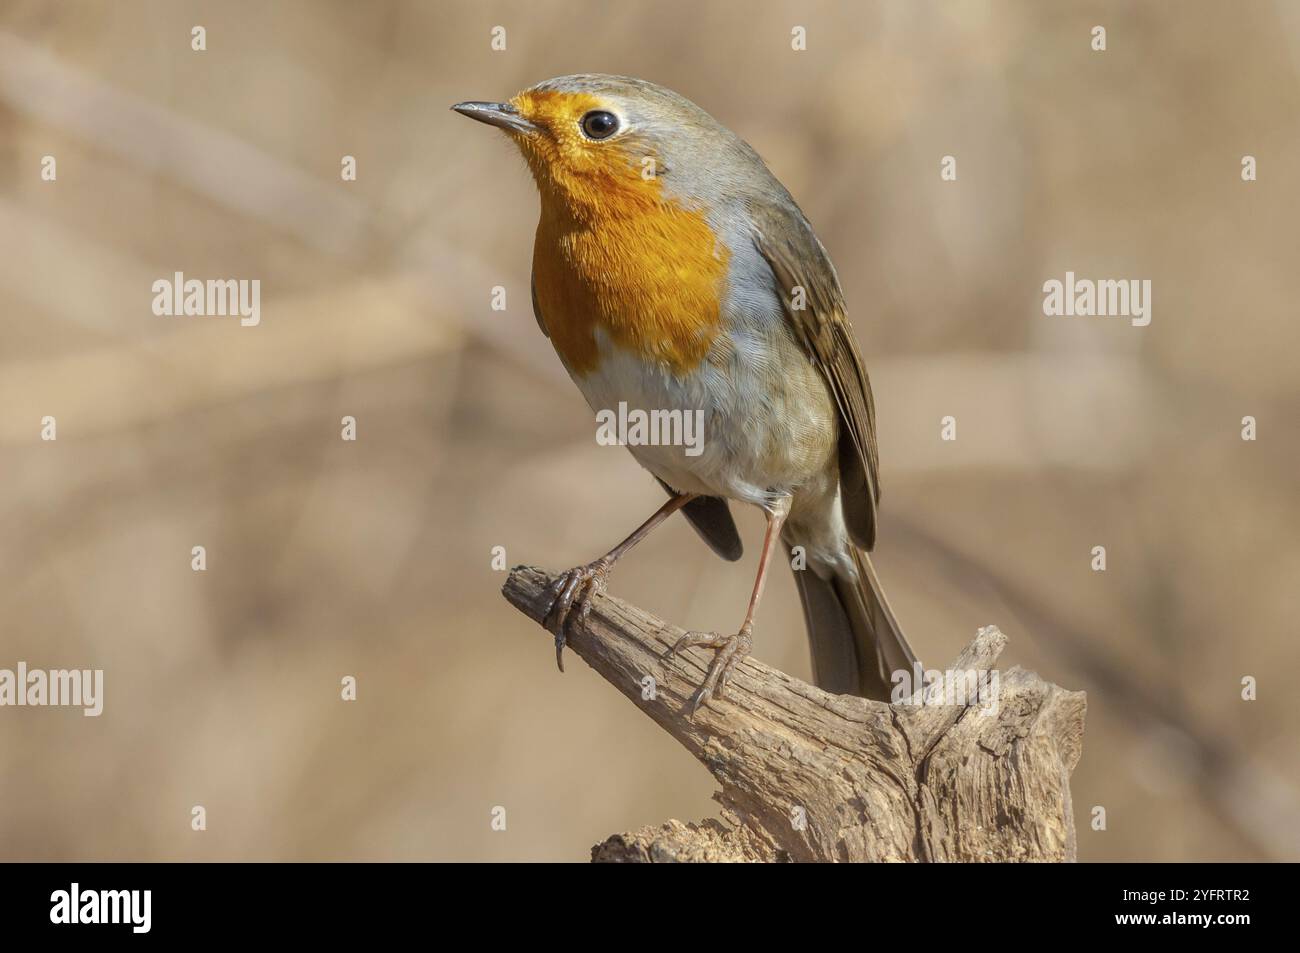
451 101 537 134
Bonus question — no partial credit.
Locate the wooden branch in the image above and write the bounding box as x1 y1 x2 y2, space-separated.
503 565 1087 863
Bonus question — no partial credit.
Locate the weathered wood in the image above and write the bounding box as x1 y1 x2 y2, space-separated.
503 565 1086 863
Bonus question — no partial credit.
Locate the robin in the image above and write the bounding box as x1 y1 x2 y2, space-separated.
454 75 918 711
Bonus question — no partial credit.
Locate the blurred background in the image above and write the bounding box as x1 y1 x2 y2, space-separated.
1 0 1297 861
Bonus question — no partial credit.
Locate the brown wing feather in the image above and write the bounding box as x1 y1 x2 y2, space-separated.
749 199 882 550
655 479 743 562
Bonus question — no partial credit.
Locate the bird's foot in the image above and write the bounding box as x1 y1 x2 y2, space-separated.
663 623 753 716
542 558 611 672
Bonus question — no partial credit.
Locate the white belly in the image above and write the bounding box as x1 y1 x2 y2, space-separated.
567 326 837 510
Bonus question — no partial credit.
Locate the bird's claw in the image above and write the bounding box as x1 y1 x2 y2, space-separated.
662 624 753 716
542 559 610 672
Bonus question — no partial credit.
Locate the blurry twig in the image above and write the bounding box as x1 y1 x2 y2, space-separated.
0 31 371 256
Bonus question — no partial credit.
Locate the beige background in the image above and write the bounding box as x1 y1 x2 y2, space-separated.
1 0 1297 861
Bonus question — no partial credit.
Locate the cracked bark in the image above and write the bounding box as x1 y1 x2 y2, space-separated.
502 565 1087 863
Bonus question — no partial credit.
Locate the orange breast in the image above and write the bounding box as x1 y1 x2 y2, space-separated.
531 175 730 376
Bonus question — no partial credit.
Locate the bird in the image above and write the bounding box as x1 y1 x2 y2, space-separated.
453 75 918 712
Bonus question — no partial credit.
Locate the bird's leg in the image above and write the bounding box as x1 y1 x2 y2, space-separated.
665 495 791 715
544 492 697 671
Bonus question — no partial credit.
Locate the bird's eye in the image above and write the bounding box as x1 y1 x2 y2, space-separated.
580 110 619 140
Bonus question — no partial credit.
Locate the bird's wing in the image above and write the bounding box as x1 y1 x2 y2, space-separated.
748 198 881 550
531 273 743 561
655 479 744 562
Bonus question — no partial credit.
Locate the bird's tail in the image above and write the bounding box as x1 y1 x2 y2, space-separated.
790 546 918 701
